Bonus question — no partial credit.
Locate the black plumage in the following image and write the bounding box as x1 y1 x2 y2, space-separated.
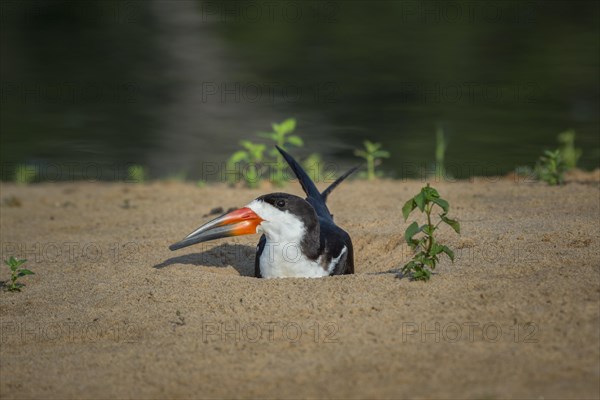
254 147 356 278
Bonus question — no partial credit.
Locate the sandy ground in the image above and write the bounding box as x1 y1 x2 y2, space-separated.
0 171 599 399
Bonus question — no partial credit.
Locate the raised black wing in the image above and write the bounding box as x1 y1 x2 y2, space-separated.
276 146 358 221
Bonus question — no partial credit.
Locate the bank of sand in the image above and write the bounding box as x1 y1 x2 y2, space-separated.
1 171 599 399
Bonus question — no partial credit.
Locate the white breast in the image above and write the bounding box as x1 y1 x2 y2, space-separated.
247 199 344 279
259 240 329 278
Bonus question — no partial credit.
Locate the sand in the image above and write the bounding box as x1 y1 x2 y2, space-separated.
1 171 599 399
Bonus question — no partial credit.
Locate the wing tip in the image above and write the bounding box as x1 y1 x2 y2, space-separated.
321 164 360 201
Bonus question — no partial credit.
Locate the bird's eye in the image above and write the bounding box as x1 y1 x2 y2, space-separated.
276 199 286 208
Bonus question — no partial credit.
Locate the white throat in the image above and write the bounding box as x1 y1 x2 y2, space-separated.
247 200 306 243
246 200 328 279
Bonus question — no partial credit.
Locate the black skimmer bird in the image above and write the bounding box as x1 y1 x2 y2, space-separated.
169 146 357 278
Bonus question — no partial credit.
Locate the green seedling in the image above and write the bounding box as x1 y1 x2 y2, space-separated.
401 184 460 281
4 257 34 292
127 165 146 183
258 118 304 186
434 126 447 180
227 118 306 188
557 129 581 170
535 149 567 186
14 164 37 185
228 140 267 188
518 130 579 185
354 140 390 180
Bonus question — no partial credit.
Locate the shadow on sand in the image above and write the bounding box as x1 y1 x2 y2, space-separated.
153 243 256 277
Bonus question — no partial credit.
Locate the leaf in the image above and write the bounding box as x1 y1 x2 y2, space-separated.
401 260 417 275
413 252 426 263
249 146 265 162
432 198 449 213
404 221 420 247
229 150 248 164
286 135 304 146
416 237 428 247
354 149 368 159
422 257 435 267
412 266 431 281
430 243 444 256
440 214 461 234
422 185 440 200
441 246 455 262
414 192 426 211
279 118 296 134
364 140 377 152
6 256 25 268
373 150 390 158
7 257 26 271
240 140 255 149
421 224 435 236
412 270 423 279
402 199 416 221
18 269 35 276
268 148 280 157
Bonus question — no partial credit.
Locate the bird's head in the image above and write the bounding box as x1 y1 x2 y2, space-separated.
169 193 318 251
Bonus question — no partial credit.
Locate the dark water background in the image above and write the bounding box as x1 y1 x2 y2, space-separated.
1 0 599 181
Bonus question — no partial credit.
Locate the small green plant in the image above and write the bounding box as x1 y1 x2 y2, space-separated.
434 126 447 180
127 165 146 183
516 130 579 184
227 118 305 188
535 149 567 186
227 140 267 188
354 140 390 180
557 129 581 170
258 118 304 186
401 184 460 281
4 257 34 292
14 164 37 185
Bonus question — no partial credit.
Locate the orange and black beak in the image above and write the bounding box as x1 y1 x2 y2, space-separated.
169 207 263 251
